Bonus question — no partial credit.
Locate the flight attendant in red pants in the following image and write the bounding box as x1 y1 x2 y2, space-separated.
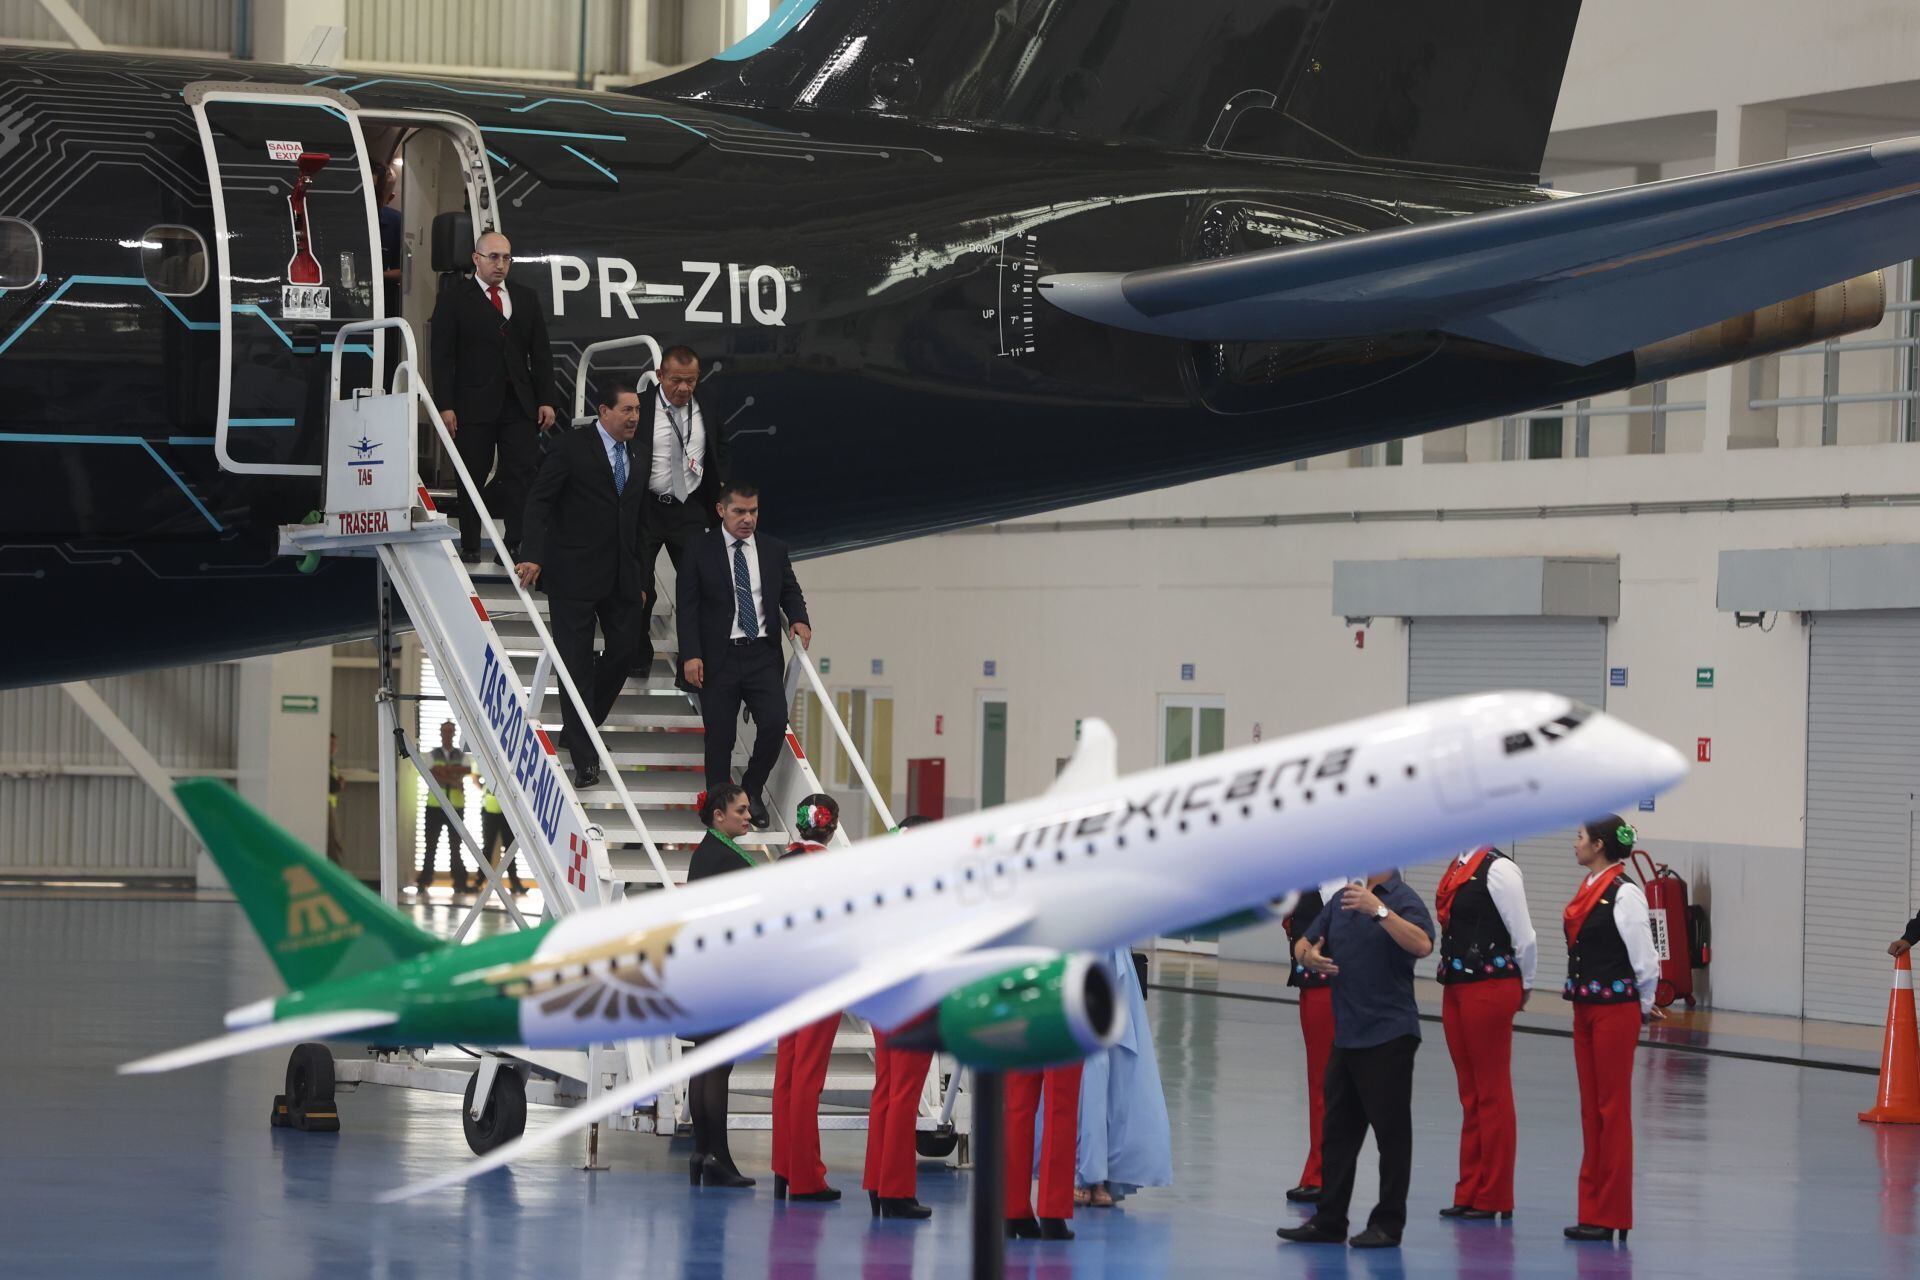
772 795 843 1203
1562 816 1664 1244
1434 846 1536 1222
1006 1062 1083 1240
863 815 938 1220
1283 881 1345 1204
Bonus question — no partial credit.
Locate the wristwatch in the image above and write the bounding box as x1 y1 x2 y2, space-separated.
1374 904 1390 921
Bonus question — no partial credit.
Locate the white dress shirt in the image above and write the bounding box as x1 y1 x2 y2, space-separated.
594 422 625 481
1588 870 1662 1016
475 275 512 318
1451 851 1539 987
725 532 765 640
649 393 705 497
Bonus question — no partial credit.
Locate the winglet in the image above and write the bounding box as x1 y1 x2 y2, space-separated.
1044 718 1118 798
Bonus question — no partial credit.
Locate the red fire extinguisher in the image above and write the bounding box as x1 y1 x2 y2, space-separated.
1630 849 1705 1008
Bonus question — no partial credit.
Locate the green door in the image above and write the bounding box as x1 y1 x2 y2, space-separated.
980 700 1008 809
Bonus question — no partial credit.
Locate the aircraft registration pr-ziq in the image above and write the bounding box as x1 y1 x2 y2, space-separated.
120 691 1689 1199
6 0 1920 687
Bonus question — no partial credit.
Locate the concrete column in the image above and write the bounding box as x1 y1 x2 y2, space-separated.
1420 425 1469 464
211 647 333 888
1704 105 1788 452
249 0 348 65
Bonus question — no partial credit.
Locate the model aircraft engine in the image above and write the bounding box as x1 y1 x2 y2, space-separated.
1633 271 1885 383
889 953 1126 1070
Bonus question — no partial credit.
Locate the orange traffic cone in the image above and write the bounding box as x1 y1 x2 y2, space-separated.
1861 951 1920 1125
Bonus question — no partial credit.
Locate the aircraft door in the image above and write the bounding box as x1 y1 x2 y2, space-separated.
187 86 383 477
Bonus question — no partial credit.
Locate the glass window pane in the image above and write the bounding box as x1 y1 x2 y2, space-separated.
1164 706 1193 764
980 701 1007 809
1528 418 1563 460
1199 707 1226 756
140 225 207 297
0 218 40 289
869 698 894 835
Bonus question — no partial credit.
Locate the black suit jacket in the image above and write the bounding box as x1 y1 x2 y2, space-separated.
687 831 759 882
636 389 731 518
519 424 647 602
676 529 809 668
429 276 555 424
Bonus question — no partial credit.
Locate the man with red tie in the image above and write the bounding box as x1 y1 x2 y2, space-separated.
772 793 844 1203
429 229 556 564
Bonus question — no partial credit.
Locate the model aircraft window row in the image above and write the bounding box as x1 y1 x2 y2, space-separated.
597 762 1423 967
0 217 38 288
138 225 208 298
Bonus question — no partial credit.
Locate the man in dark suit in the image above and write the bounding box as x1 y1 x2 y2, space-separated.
514 378 646 788
430 229 557 563
678 480 811 828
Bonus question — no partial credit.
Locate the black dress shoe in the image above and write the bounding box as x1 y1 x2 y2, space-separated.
749 800 771 830
693 1154 754 1189
1457 1208 1503 1221
868 1190 881 1217
1039 1218 1075 1240
880 1197 932 1220
1275 1222 1346 1244
574 764 601 789
1285 1185 1322 1204
689 1154 707 1187
790 1187 842 1203
1439 1204 1472 1218
459 547 481 564
1348 1226 1400 1249
1563 1224 1625 1243
1005 1217 1042 1239
773 1174 787 1200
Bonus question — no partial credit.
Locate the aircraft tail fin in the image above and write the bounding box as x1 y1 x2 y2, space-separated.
647 0 1582 183
175 779 444 990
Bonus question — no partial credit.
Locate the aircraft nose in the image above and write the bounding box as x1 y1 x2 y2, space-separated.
1583 712 1690 800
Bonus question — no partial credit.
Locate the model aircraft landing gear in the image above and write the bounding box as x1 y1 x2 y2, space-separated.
971 1070 1005 1280
271 1043 341 1133
462 1057 528 1154
917 1123 959 1159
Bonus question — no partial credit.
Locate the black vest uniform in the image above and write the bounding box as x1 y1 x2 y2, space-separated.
1438 851 1520 985
1284 889 1333 990
1564 882 1640 1005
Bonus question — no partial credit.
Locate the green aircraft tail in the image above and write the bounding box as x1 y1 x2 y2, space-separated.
174 778 445 989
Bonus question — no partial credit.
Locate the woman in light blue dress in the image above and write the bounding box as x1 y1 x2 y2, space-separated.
1075 948 1173 1204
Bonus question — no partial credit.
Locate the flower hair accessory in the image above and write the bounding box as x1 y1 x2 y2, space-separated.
1617 823 1637 848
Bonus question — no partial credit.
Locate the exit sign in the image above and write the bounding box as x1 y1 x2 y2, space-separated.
281 694 319 714
1696 667 1714 689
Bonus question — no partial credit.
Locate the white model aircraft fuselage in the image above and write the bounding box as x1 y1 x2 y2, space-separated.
496 690 1681 1044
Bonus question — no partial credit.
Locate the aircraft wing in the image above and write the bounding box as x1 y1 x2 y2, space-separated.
118 1009 400 1075
1040 138 1920 366
378 904 1036 1202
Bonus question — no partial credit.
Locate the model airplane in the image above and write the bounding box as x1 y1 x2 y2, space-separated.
9 0 1920 688
120 690 1686 1199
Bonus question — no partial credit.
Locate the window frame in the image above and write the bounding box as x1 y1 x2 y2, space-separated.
0 217 42 290
138 223 209 299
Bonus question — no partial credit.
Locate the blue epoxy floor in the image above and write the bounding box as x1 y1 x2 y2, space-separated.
4 892 1919 1278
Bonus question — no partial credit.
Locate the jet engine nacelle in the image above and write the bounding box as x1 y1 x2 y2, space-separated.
891 953 1125 1070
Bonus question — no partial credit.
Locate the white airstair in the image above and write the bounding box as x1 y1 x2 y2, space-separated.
279 319 959 1158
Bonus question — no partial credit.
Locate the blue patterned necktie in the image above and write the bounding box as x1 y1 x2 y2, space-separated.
611 441 628 495
732 540 757 638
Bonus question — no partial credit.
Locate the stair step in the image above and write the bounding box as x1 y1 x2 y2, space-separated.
597 813 786 846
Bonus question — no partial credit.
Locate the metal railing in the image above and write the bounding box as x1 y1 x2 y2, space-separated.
784 646 898 832
328 317 676 900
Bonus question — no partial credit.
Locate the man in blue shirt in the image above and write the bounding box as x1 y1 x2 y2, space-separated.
1278 870 1436 1250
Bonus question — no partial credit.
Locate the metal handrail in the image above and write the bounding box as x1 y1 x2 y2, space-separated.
329 318 676 894
785 645 897 831
573 334 665 420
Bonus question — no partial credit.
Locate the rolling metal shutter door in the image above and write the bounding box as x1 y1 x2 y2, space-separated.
1405 618 1609 993
1804 611 1920 1024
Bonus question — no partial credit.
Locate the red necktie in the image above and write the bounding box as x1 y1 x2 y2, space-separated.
487 285 504 314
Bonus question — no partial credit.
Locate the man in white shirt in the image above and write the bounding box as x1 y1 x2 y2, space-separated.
637 346 730 676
